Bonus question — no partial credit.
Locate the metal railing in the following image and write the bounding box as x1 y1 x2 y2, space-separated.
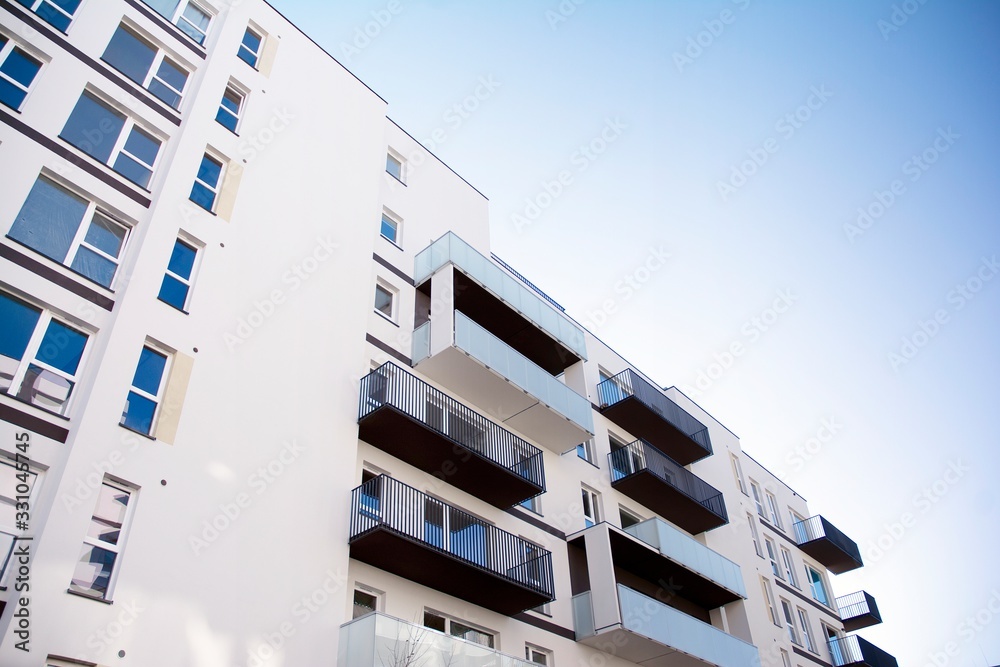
597 369 712 454
609 439 727 522
349 475 554 597
359 362 545 489
490 252 566 312
836 591 880 622
792 515 863 564
828 635 897 667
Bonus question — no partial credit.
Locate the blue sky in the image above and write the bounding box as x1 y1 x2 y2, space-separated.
279 2 1000 664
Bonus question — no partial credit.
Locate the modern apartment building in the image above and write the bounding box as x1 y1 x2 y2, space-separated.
0 1 898 666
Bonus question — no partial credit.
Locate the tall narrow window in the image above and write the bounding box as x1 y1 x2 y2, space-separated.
0 291 88 415
121 345 169 436
765 537 782 579
806 565 830 606
581 486 600 528
749 481 766 518
798 608 816 651
385 152 403 181
779 649 792 667
13 0 81 32
215 83 245 132
747 514 762 557
69 478 135 600
158 237 199 311
0 35 43 110
780 599 800 644
190 153 224 211
238 26 263 67
760 577 780 626
102 24 189 109
576 437 595 463
780 546 799 588
730 453 747 494
9 176 130 288
765 491 784 530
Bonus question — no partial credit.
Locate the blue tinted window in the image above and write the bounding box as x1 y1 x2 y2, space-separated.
61 92 125 164
0 292 41 363
8 177 88 263
238 28 261 67
0 46 42 110
102 25 155 85
167 239 196 278
131 347 166 396
36 320 87 375
158 275 189 310
121 391 157 434
190 154 222 211
19 0 82 33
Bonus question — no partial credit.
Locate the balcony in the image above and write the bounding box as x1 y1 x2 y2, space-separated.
793 515 863 574
415 232 586 373
609 439 728 533
828 635 899 667
348 475 554 615
836 591 883 631
413 311 594 449
573 584 758 667
357 362 544 508
598 370 712 465
339 612 537 667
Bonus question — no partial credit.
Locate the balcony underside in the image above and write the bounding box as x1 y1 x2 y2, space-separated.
601 397 710 465
578 629 720 667
842 611 882 632
571 531 742 609
358 405 542 508
415 346 592 449
611 471 727 534
799 538 863 574
350 526 552 616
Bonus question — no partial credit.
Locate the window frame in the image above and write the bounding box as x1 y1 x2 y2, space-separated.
760 577 780 627
373 280 397 322
101 23 191 110
385 150 404 183
238 25 264 68
805 564 831 606
351 583 382 619
380 209 401 245
157 234 201 312
730 453 747 495
780 545 799 588
575 437 596 463
581 486 601 528
525 645 552 665
423 609 496 649
69 476 137 601
780 598 800 645
749 480 766 518
215 81 246 133
190 151 225 212
765 490 784 530
0 33 44 111
764 536 782 579
747 513 762 557
173 1 213 45
797 607 817 652
15 0 81 33
120 343 171 437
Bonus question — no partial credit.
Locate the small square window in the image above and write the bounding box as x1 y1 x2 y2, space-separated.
385 152 403 181
575 437 595 463
380 212 399 244
352 585 381 618
238 26 263 68
216 83 245 133
525 645 552 665
0 35 43 111
374 283 394 320
190 152 224 211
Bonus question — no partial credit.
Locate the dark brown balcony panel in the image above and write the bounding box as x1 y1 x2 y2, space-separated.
598 369 712 465
828 635 898 667
836 591 883 631
358 363 544 508
348 475 554 616
609 439 727 534
793 515 863 574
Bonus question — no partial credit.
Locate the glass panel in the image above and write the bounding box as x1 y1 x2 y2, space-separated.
380 216 397 242
0 78 26 109
158 274 190 310
122 127 161 167
87 485 129 544
83 213 127 257
238 28 261 66
178 4 210 44
143 0 180 18
216 89 241 131
374 286 392 316
62 92 126 163
70 543 115 597
70 247 117 287
196 154 222 187
18 364 73 412
167 239 196 278
102 25 155 84
8 177 89 263
36 320 86 375
1 48 42 88
132 347 167 395
148 59 186 108
122 390 157 434
386 155 401 179
112 153 152 188
189 182 216 210
35 0 77 32
0 293 40 390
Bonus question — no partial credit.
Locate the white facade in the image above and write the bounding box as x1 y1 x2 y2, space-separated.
0 1 894 666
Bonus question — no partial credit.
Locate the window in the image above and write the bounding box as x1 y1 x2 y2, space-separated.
352 585 381 618
424 611 495 649
69 478 135 600
806 565 830 606
749 480 766 518
747 514 762 557
824 625 843 664
215 83 245 133
765 537 782 579
380 211 399 244
780 599 800 644
797 608 816 652
520 494 541 514
374 282 395 320
175 2 211 44
575 437 595 463
9 175 130 288
385 152 403 181
765 491 784 530
190 152 224 211
760 577 780 626
780 546 799 588
102 24 189 109
359 469 382 519
581 486 600 528
0 291 88 415
0 35 43 111
60 91 162 188
779 649 792 667
120 345 169 436
526 646 552 665
790 509 806 539
13 0 81 32
158 236 199 311
597 367 627 406
619 507 642 529
238 26 263 68
609 433 643 480
730 453 747 494
0 455 40 584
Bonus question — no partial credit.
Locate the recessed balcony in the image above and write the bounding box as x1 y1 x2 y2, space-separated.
357 362 544 508
828 635 899 667
609 439 728 534
598 370 712 465
573 584 758 667
836 591 883 631
348 475 554 615
793 515 863 574
339 612 539 667
413 311 594 449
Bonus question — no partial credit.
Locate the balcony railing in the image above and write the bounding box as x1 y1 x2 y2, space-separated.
836 591 883 631
573 585 758 667
349 475 554 614
414 232 587 361
357 362 544 507
339 612 537 667
793 515 864 574
828 635 899 667
598 369 712 465
610 439 727 533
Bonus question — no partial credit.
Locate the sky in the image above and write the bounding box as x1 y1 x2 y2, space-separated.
276 2 1000 665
